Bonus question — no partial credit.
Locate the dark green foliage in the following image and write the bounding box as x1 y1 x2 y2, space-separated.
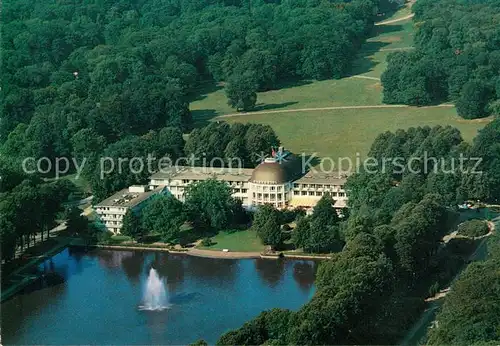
200 238 213 247
89 127 185 201
392 194 448 278
217 308 292 345
141 195 186 243
428 236 500 345
185 122 279 168
252 205 283 250
65 207 88 235
456 81 494 119
189 340 208 346
0 178 72 262
382 0 500 119
2 0 377 157
292 194 343 253
457 219 489 238
121 210 143 241
96 231 112 245
469 118 500 202
225 71 258 111
184 179 243 230
428 281 440 297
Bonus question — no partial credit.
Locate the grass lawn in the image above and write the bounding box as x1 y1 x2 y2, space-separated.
351 20 415 79
109 235 133 244
67 174 91 194
224 107 491 165
189 6 491 166
189 8 415 123
190 78 383 122
376 2 412 23
190 3 416 123
46 173 92 195
200 229 264 252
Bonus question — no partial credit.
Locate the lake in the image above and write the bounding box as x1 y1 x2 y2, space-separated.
1 248 317 345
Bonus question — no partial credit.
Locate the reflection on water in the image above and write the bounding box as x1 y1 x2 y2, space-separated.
293 261 317 292
1 247 317 345
121 251 147 284
255 258 286 287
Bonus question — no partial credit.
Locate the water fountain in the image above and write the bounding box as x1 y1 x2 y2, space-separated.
139 268 168 311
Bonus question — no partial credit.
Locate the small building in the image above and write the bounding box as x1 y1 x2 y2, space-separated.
94 185 165 234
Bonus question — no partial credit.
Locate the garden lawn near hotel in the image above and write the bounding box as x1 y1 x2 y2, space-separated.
199 230 265 253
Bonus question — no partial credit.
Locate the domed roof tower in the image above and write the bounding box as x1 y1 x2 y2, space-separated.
251 158 289 184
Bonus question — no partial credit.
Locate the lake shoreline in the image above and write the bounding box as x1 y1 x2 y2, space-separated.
80 244 331 260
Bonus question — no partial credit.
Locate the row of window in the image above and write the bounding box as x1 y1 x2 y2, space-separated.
104 221 122 226
97 207 126 212
99 214 123 220
293 191 346 197
253 193 284 200
293 183 344 189
254 185 283 192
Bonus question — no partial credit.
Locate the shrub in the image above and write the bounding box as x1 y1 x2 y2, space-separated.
97 231 112 244
201 237 213 247
457 219 489 238
429 281 440 297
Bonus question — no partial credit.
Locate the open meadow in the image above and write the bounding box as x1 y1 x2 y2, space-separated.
223 107 490 163
189 4 492 164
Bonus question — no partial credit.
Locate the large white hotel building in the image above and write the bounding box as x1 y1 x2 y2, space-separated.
96 150 348 234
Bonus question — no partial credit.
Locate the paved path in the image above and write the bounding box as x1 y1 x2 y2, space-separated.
350 75 381 81
218 104 454 119
14 223 66 258
187 248 261 259
379 47 415 52
375 13 415 26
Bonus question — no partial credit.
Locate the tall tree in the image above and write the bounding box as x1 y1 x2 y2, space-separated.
121 210 143 240
253 204 282 250
184 179 241 229
225 71 258 111
141 195 186 243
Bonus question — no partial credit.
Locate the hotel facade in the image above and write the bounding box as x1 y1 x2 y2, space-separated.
149 150 348 211
96 149 348 234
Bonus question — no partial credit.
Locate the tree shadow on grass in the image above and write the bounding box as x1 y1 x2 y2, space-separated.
346 40 391 78
187 81 224 103
253 101 299 112
190 109 218 128
371 23 405 37
141 234 162 244
345 23 406 77
298 155 322 175
273 78 314 89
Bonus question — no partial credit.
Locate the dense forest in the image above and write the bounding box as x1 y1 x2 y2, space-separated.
216 118 500 345
2 0 500 342
2 0 379 159
382 0 500 119
427 235 500 345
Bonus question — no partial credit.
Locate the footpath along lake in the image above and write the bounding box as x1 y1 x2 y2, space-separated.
1 247 317 345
